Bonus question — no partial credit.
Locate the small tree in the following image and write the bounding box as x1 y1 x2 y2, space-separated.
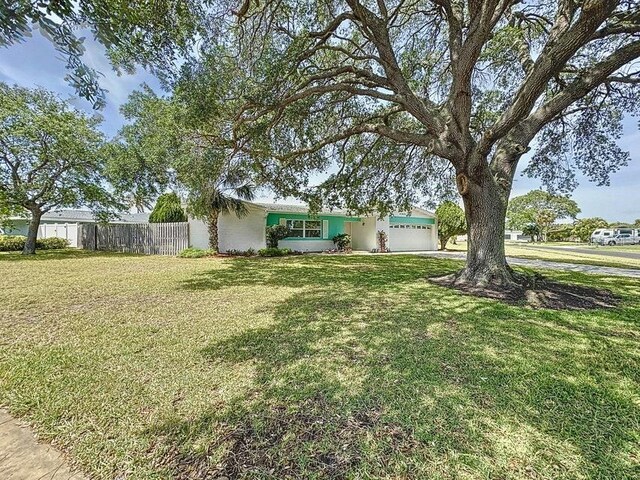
571 217 609 243
0 84 120 254
149 193 187 223
435 201 467 250
185 166 255 252
507 191 580 242
266 225 291 248
522 223 542 242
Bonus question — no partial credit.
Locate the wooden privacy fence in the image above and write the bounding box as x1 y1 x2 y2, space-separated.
80 222 189 255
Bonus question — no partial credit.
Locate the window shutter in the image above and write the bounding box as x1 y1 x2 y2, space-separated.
279 218 286 226
322 220 329 239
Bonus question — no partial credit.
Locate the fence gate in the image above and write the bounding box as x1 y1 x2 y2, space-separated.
80 222 189 255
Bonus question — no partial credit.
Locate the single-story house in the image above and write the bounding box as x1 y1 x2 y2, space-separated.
1 210 150 247
189 202 438 252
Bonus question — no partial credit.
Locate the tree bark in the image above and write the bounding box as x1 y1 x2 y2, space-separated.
208 210 219 252
439 235 451 251
455 166 517 287
23 208 42 255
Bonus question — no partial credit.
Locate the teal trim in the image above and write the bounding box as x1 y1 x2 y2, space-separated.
389 216 435 225
266 213 361 240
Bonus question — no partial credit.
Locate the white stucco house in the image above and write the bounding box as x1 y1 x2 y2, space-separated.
189 202 438 252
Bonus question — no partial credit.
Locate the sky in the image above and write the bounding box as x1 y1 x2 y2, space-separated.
1 32 639 222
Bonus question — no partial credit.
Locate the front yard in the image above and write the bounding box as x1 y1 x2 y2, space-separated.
1 251 638 479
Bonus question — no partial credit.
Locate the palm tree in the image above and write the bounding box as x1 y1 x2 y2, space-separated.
186 165 255 252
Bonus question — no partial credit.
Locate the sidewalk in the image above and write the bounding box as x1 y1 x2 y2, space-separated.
0 410 85 480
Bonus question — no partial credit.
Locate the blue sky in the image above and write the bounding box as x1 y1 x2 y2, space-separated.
1 32 638 222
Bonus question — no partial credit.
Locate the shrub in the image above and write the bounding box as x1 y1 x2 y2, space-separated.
0 235 26 251
226 248 257 257
258 247 292 257
265 225 291 248
178 247 216 258
37 237 70 249
332 233 352 251
0 235 70 251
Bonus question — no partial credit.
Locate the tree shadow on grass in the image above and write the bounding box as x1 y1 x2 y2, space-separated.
147 255 639 479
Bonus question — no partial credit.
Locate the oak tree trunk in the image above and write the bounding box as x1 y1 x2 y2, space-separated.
455 165 517 287
208 210 219 252
438 235 451 251
23 208 42 255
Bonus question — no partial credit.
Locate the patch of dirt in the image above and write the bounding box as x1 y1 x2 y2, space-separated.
152 395 418 479
429 273 620 310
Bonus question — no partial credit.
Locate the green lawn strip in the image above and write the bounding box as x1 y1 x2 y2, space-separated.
444 242 640 269
1 251 639 479
504 245 640 270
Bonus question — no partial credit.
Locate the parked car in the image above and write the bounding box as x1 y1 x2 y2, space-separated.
605 234 636 246
590 229 615 244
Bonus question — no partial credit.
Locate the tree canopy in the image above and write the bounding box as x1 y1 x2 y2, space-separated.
435 201 466 250
0 83 121 253
149 193 187 223
507 190 580 241
108 87 256 251
571 217 610 242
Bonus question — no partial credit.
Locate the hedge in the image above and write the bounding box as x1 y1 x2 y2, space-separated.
0 235 70 252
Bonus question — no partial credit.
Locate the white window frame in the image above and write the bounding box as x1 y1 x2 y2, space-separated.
285 219 323 238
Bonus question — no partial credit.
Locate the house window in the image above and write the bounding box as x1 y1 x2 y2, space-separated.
286 219 322 238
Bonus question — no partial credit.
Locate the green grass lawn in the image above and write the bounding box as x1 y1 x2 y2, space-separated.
1 250 639 479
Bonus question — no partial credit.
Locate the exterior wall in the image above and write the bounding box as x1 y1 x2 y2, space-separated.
188 206 268 252
351 216 377 251
504 230 531 242
389 215 436 225
278 239 335 251
219 206 267 252
266 213 360 252
188 218 210 250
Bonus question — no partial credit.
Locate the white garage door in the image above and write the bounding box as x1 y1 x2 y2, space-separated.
389 224 434 251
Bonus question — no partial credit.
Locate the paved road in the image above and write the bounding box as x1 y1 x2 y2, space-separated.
422 251 640 278
518 244 640 260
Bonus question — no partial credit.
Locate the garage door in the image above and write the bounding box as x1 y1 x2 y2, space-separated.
389 224 434 251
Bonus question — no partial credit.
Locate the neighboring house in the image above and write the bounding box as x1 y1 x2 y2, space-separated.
0 210 150 247
189 202 438 252
504 230 532 242
456 230 532 243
